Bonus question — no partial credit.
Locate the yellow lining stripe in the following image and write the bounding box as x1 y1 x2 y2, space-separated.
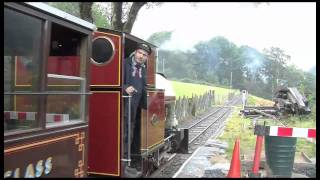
4 133 78 154
88 171 119 176
94 31 121 38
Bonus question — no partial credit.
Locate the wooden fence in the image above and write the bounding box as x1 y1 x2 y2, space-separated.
174 90 215 121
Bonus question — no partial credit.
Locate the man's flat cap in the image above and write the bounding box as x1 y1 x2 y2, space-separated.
137 43 152 55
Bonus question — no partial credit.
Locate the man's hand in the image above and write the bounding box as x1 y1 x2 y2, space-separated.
125 86 137 95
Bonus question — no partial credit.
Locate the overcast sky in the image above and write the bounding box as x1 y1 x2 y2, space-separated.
131 2 316 71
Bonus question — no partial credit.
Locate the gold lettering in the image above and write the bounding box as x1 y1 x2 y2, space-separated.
35 160 43 177
6 156 53 178
14 168 20 178
44 157 52 175
25 164 35 178
4 171 12 178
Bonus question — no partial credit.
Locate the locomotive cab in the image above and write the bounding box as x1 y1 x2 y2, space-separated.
88 28 166 177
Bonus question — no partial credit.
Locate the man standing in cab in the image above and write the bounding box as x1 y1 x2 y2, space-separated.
123 43 152 177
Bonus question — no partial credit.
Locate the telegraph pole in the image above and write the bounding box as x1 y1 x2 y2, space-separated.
230 71 233 89
162 58 165 73
230 60 232 89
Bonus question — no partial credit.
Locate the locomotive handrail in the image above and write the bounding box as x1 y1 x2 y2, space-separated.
122 95 132 166
47 73 85 81
164 134 175 142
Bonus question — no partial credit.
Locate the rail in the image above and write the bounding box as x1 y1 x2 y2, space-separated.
187 96 239 144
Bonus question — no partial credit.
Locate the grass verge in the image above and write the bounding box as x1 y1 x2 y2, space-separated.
218 105 316 160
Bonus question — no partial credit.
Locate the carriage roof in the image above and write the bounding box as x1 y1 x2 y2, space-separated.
24 2 96 31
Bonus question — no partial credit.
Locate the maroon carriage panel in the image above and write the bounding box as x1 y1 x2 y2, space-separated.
4 128 88 178
47 56 80 76
88 91 121 176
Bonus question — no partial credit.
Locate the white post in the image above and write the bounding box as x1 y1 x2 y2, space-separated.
242 90 247 109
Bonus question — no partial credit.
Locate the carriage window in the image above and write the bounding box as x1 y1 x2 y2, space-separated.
4 7 42 132
46 23 87 127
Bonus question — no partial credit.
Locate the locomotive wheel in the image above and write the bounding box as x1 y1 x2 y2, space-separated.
170 139 178 152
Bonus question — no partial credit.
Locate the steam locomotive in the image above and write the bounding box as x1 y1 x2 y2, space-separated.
88 27 188 177
4 2 186 178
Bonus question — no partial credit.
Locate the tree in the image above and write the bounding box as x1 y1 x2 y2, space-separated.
193 36 245 87
160 50 193 80
261 47 291 97
240 46 265 80
92 3 111 28
47 2 80 17
79 2 93 23
110 2 162 33
302 72 316 102
47 2 110 28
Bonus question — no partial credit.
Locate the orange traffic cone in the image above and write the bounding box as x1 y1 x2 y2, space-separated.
227 138 241 178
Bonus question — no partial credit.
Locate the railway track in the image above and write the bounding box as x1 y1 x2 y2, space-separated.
188 95 240 144
150 95 241 178
188 107 231 144
188 109 233 140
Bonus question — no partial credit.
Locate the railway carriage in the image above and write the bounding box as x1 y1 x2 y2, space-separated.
4 2 95 178
4 2 187 178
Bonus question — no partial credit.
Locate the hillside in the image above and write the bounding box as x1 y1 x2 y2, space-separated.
171 81 274 106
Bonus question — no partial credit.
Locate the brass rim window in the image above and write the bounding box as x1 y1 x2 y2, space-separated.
90 36 115 66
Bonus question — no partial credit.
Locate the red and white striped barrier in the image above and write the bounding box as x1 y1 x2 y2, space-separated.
4 111 37 121
46 113 69 123
266 126 316 139
4 111 69 123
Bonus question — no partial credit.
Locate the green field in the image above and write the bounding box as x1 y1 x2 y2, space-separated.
171 81 238 104
171 81 235 98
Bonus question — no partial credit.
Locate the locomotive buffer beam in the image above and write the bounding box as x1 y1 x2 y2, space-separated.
166 128 189 154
